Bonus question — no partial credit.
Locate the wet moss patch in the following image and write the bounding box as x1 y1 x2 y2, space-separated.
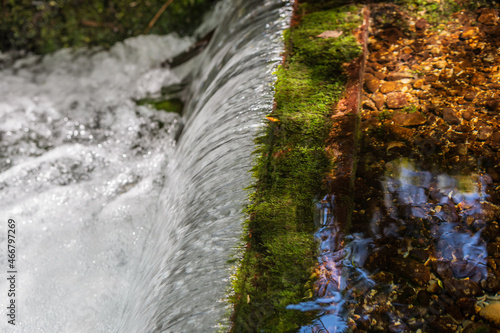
230 3 362 332
135 97 184 114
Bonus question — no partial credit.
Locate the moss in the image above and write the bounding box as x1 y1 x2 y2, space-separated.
1 0 216 54
135 97 184 114
230 2 362 332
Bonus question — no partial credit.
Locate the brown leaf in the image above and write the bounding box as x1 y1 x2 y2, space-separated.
316 30 343 39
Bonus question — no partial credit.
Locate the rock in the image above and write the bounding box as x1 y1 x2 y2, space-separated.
463 323 494 333
485 99 499 112
480 303 500 326
363 99 377 111
478 8 499 25
456 298 477 318
386 92 408 109
391 257 430 286
386 72 413 81
410 248 430 262
471 74 488 86
442 108 460 125
371 92 385 109
386 141 406 155
429 315 458 333
386 123 414 140
460 27 479 40
478 126 493 140
415 18 428 31
488 242 500 257
425 74 439 83
464 90 476 101
380 81 398 93
416 290 431 306
365 73 380 93
483 222 500 242
488 132 500 149
392 112 426 127
462 110 473 120
434 60 448 69
413 79 425 89
480 268 500 292
374 71 387 80
443 278 483 299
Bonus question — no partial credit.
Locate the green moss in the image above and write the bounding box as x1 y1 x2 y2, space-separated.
230 3 362 332
401 105 418 113
136 97 184 114
1 0 216 54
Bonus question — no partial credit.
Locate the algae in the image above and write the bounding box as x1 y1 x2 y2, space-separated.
230 2 362 332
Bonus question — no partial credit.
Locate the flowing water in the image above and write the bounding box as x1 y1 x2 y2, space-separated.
0 0 291 331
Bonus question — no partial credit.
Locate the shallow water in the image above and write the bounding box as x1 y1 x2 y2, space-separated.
0 0 291 331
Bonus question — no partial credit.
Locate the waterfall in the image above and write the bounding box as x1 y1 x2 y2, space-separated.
0 0 291 331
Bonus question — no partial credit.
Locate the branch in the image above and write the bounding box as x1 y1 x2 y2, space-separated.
144 0 175 34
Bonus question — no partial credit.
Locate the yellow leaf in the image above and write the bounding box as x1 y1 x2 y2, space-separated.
266 116 280 122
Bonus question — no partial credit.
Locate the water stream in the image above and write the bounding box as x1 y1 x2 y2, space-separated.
0 0 291 331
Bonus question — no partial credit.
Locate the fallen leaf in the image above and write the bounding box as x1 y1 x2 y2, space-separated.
316 30 343 39
266 116 280 122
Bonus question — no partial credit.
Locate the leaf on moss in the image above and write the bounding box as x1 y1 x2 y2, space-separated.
316 30 343 38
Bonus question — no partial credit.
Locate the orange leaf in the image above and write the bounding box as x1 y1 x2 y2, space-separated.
266 116 280 122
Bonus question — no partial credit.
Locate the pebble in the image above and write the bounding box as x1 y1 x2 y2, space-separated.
386 92 408 109
479 303 500 326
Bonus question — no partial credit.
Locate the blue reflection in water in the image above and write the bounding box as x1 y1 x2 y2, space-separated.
288 158 490 332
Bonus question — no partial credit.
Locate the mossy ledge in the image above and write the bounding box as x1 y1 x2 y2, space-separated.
229 2 363 332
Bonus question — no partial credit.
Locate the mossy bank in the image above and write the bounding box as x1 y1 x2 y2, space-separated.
229 2 363 331
1 0 215 54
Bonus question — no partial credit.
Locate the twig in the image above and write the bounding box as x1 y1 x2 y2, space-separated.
144 0 175 34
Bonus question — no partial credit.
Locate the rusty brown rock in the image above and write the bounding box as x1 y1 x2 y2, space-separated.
460 26 479 40
434 60 448 69
478 8 499 25
386 123 414 140
380 81 397 93
371 92 385 110
488 132 500 149
386 92 408 109
485 99 500 112
413 79 425 89
462 110 473 121
386 71 413 81
363 99 377 111
415 18 428 31
425 74 439 83
464 90 476 101
392 112 426 127
471 74 488 86
442 107 460 125
373 71 387 80
364 73 380 93
478 126 493 141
